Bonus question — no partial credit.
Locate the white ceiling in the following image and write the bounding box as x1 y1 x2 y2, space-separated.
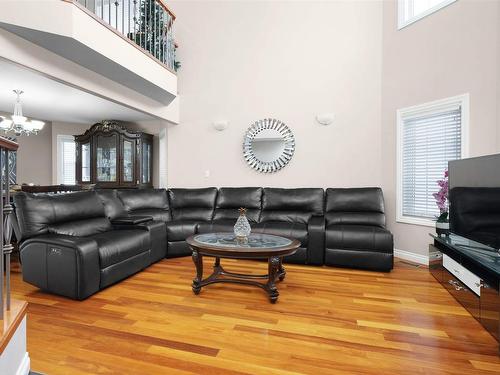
0 59 156 124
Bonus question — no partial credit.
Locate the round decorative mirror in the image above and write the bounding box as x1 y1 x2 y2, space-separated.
243 118 295 173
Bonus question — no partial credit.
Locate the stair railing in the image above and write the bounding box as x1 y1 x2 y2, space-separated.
0 136 18 320
75 0 177 72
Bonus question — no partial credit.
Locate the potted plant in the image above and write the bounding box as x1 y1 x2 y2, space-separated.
433 170 450 237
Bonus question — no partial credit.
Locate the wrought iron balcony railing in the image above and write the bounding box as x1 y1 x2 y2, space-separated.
0 136 18 320
76 0 178 72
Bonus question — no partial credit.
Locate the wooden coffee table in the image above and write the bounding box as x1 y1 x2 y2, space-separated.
186 233 300 303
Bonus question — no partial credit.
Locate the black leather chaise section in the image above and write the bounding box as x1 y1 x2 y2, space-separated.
324 188 393 271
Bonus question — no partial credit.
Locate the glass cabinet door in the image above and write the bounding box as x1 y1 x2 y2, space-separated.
81 142 91 182
141 140 151 184
122 139 135 183
96 134 118 182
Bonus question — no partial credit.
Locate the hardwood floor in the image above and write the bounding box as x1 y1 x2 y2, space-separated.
10 257 500 374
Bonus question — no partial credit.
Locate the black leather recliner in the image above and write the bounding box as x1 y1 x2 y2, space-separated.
324 188 394 271
15 191 167 300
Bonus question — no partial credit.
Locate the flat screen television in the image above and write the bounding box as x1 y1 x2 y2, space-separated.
448 154 500 250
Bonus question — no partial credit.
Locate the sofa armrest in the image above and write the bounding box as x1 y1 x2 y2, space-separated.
20 234 100 300
307 215 325 265
113 221 167 263
111 216 153 225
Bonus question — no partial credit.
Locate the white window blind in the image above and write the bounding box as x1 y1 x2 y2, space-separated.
57 135 76 185
400 104 462 221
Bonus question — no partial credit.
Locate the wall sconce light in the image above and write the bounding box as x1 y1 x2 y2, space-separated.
212 120 228 131
315 113 335 126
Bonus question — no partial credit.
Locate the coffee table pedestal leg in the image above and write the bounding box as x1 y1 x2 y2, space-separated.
265 256 280 303
278 257 286 281
192 250 203 295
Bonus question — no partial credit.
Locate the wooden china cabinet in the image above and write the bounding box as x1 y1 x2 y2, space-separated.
75 121 153 189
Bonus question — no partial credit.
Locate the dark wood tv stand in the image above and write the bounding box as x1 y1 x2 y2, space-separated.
430 233 500 353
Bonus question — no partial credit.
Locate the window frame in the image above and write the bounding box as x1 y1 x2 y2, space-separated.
398 0 457 30
396 93 469 227
57 134 77 185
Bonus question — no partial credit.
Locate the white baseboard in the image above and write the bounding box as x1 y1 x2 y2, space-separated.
16 353 30 375
394 248 429 265
0 316 30 375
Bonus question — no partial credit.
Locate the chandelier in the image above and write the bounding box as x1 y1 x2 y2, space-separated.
0 90 45 136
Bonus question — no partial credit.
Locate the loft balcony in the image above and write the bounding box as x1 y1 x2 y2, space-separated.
75 0 178 72
0 0 177 106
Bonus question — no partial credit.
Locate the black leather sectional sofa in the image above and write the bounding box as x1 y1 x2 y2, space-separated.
14 187 393 300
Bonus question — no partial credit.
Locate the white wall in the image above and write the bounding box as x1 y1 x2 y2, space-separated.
381 0 500 257
167 0 383 188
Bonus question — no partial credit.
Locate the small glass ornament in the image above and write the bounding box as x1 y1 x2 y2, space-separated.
234 207 251 240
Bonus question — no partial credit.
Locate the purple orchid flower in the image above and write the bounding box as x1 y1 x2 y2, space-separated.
433 169 449 221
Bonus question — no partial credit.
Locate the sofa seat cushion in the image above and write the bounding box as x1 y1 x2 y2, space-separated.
253 221 308 246
326 224 393 253
166 220 199 242
197 220 235 234
130 208 171 222
91 229 150 268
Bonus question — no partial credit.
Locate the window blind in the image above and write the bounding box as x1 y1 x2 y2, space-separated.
60 138 76 185
401 106 461 220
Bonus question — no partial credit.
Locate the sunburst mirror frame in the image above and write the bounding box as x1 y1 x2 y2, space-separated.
243 118 295 173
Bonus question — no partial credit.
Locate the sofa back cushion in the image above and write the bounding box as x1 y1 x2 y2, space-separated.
214 187 262 222
48 217 112 237
118 188 169 212
96 189 128 219
261 188 324 224
325 188 385 227
14 191 107 240
168 188 217 221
